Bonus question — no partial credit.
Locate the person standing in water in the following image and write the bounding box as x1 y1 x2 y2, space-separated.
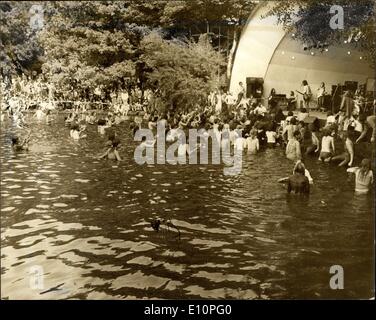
97 138 122 161
33 107 45 121
293 160 313 184
285 130 302 161
330 129 354 167
11 133 30 151
305 123 320 156
287 161 310 194
347 158 373 194
246 129 259 154
318 128 335 162
278 160 313 185
70 124 86 140
45 110 53 125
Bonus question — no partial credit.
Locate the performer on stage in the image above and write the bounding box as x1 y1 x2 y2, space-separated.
317 82 327 111
287 91 297 111
296 80 312 110
268 88 277 111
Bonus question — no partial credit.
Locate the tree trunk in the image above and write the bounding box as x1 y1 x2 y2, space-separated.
226 25 240 86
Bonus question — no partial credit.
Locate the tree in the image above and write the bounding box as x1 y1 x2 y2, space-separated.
265 0 375 66
140 32 226 113
121 0 168 28
120 0 257 83
154 0 257 81
39 1 141 95
0 2 43 79
1 1 257 93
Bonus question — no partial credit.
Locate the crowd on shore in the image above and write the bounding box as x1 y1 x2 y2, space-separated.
1 75 375 195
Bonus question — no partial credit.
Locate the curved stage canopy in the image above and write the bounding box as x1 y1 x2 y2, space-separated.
230 1 374 102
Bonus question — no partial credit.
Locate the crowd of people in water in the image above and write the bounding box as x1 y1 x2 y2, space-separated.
1 74 375 196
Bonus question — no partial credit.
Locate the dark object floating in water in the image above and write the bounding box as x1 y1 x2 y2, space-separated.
151 218 181 240
40 283 65 295
151 219 161 231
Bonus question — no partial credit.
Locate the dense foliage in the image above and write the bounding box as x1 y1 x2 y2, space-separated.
265 0 375 65
37 1 227 112
1 0 374 110
141 32 226 111
40 2 139 92
1 1 257 84
0 2 43 78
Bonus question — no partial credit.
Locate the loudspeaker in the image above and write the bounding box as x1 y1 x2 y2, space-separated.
331 85 344 96
344 81 358 93
246 77 263 98
323 95 331 109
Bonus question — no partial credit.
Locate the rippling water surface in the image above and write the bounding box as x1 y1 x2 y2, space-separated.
1 115 374 299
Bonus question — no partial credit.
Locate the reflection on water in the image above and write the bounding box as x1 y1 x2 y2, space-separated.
1 115 374 299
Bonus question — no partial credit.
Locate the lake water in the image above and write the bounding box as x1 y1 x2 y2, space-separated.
1 115 374 299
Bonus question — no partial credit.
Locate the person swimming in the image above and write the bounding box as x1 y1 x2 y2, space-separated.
347 158 373 193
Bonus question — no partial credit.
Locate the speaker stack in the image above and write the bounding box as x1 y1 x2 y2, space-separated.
246 77 264 98
344 81 358 93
